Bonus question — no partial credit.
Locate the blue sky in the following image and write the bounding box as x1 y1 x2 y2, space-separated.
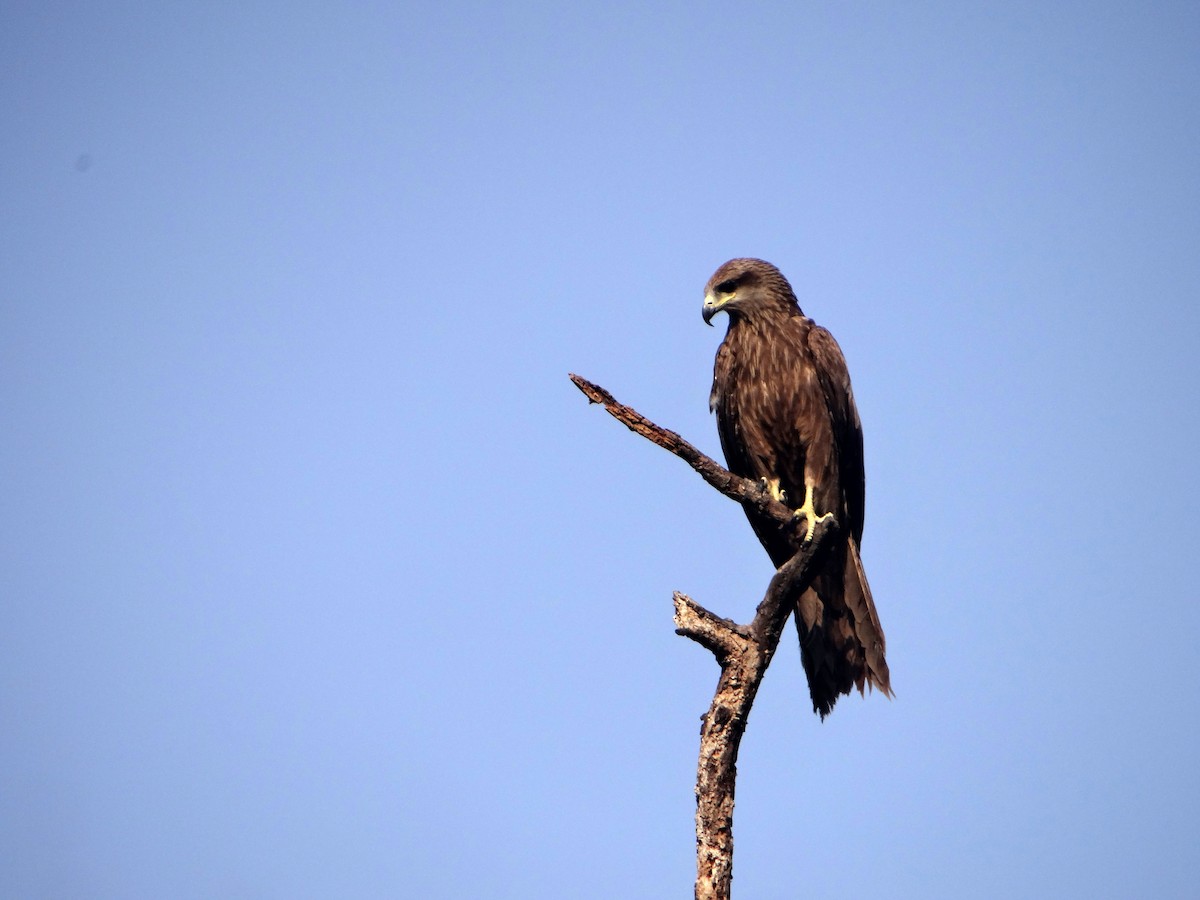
3 3 1199 897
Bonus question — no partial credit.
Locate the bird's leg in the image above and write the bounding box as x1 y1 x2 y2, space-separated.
793 483 834 543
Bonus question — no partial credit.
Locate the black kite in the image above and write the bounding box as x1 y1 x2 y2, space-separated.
703 258 892 717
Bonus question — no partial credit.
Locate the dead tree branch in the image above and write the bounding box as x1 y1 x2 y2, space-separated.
570 373 835 900
569 373 798 527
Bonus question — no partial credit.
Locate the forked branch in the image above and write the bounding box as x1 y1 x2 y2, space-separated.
570 373 835 900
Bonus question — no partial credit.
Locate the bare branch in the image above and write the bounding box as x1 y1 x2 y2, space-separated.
672 593 752 663
678 518 833 900
572 373 838 900
569 373 800 532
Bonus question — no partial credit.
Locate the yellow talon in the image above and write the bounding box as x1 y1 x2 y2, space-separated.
764 477 786 504
793 484 834 543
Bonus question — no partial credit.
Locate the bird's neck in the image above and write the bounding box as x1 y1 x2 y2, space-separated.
729 303 802 334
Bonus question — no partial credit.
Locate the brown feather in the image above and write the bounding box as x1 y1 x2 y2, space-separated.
706 258 891 717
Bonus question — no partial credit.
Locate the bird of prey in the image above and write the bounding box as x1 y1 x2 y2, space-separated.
703 258 891 717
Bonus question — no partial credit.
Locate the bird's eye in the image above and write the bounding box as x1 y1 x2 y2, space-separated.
715 279 737 295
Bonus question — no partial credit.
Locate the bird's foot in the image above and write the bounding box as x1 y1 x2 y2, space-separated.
793 484 834 543
760 477 787 504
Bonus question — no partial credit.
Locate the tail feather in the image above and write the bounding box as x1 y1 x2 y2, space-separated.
794 538 892 718
845 538 892 697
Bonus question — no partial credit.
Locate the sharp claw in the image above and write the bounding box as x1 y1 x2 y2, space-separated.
792 485 834 542
761 477 786 504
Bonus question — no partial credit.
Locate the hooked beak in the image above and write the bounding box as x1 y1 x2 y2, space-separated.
702 290 722 326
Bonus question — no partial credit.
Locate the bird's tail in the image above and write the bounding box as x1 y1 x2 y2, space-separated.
795 538 892 718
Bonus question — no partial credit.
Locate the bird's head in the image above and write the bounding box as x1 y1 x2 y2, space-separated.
702 257 800 325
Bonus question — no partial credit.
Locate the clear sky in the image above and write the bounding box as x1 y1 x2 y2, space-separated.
3 3 1199 898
